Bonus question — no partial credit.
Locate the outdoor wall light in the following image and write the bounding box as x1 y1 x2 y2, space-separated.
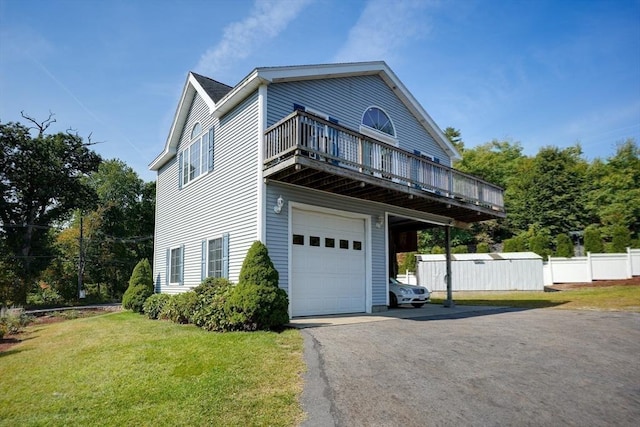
274 196 284 214
375 215 384 229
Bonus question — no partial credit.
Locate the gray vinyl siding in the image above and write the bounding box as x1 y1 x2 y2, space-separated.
266 75 450 166
265 183 388 307
153 91 260 293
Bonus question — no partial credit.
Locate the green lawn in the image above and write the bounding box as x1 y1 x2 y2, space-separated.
431 285 640 312
0 311 305 427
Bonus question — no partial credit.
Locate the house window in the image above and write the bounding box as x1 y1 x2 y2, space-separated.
208 237 223 278
361 106 395 137
179 123 214 187
201 233 229 280
170 246 183 284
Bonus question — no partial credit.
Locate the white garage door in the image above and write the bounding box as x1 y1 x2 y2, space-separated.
291 208 366 317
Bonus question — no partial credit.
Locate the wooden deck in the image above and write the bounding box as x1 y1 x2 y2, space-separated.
264 111 505 224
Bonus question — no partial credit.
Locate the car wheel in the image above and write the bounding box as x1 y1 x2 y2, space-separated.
389 292 398 308
411 303 425 308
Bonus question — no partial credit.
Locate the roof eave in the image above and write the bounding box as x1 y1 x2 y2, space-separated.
149 73 217 171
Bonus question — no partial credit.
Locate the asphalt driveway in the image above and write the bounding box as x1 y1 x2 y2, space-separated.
298 308 640 427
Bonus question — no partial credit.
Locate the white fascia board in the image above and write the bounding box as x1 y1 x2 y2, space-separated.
149 73 216 171
211 62 386 118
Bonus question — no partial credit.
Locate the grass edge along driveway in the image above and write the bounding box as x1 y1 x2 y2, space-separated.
0 311 305 427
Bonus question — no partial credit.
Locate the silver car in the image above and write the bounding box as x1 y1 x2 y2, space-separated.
389 277 430 308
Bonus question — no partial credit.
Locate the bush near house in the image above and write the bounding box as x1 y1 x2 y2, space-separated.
191 277 233 331
122 259 153 313
159 291 199 324
142 293 170 319
225 241 289 331
142 241 289 332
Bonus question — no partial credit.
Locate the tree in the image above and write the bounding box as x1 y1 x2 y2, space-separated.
454 139 524 189
584 226 604 253
0 118 101 304
555 234 574 257
82 160 155 297
443 127 464 153
586 139 640 239
507 145 589 236
611 225 631 253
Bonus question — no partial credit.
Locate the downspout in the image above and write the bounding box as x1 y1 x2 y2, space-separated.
257 84 267 243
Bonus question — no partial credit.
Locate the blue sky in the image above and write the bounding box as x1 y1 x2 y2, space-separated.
1 0 639 182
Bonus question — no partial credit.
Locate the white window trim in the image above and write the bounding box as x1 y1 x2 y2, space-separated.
169 245 183 285
360 106 398 147
180 125 214 188
206 235 224 278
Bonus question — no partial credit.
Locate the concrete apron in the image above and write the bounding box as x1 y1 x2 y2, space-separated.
288 303 509 328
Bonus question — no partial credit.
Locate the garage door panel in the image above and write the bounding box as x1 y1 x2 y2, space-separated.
292 208 366 317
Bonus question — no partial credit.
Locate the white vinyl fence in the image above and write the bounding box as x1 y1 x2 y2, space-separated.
544 248 640 285
417 252 544 291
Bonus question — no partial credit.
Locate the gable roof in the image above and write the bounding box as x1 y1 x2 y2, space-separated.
150 61 460 171
191 72 233 103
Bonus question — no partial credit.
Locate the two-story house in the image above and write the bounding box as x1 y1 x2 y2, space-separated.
150 61 505 317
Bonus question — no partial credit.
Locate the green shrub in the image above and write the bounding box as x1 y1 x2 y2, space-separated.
27 285 64 307
476 242 490 253
0 323 7 339
529 234 551 259
160 291 199 324
584 226 604 253
225 282 289 331
223 241 289 331
191 278 233 331
0 307 33 335
611 225 631 253
431 245 445 254
122 259 154 313
238 241 279 288
452 245 467 254
143 293 171 320
555 234 574 257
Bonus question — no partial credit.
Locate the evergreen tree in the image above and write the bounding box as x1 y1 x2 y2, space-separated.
584 226 604 253
555 234 574 257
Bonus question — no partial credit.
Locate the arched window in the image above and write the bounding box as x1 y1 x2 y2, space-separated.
191 122 202 139
361 106 395 137
179 122 214 188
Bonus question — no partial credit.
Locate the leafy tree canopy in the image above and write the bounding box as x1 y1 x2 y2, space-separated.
0 118 101 303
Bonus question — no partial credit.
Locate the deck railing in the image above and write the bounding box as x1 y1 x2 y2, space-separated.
264 110 504 211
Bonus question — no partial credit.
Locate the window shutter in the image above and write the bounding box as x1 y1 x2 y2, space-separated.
222 233 229 279
178 152 183 189
165 248 170 287
180 244 185 285
208 128 214 172
201 240 207 281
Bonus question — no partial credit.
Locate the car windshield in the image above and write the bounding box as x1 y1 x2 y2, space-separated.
389 278 402 285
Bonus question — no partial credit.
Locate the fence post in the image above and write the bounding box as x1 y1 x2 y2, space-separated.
586 252 593 282
627 247 633 279
548 256 554 285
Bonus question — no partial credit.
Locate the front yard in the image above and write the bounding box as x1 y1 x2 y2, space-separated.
0 311 305 426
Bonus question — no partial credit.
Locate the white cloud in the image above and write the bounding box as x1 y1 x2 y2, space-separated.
333 0 432 63
196 0 314 76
